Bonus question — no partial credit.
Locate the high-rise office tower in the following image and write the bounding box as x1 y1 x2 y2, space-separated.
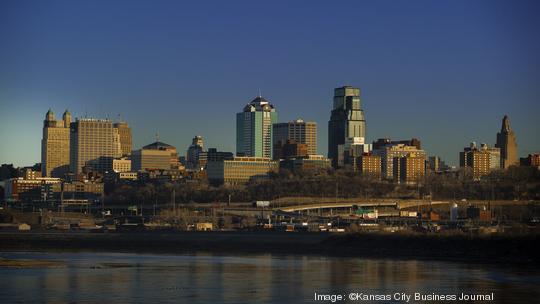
236 95 278 158
495 115 518 169
328 86 366 167
272 119 317 158
113 121 132 157
41 109 71 177
70 118 115 174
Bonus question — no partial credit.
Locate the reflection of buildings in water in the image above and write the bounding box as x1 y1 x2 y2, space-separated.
3 253 537 303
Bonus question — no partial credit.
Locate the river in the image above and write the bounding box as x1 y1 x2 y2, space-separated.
0 251 538 303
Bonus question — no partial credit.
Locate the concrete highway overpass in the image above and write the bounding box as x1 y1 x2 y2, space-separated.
278 201 450 213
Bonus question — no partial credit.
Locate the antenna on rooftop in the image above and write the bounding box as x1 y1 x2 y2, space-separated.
155 132 159 142
258 88 262 98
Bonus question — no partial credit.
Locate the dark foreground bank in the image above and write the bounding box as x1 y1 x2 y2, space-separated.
0 231 537 263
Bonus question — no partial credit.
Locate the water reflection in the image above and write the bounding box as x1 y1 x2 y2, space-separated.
0 252 538 303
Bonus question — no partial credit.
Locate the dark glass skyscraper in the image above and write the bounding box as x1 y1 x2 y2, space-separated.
328 86 366 167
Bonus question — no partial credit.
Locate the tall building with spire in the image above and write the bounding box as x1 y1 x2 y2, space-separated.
495 115 518 168
328 86 366 167
236 95 278 158
41 109 71 177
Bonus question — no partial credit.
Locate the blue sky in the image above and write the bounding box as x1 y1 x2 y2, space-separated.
1 0 539 167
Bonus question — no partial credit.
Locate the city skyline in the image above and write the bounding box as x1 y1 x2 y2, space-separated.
1 0 539 166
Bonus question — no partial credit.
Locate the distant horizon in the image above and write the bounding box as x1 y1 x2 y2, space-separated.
1 0 539 167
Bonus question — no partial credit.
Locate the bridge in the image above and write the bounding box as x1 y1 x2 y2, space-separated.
279 202 397 213
278 201 450 213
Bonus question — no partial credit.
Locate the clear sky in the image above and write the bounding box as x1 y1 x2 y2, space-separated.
1 0 539 167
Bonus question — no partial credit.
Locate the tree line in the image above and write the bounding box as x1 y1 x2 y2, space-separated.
105 166 540 206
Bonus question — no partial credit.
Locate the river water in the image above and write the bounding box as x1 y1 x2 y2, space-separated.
0 251 538 303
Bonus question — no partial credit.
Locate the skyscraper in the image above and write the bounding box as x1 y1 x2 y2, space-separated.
113 121 132 157
236 95 278 158
41 109 71 177
70 118 115 174
495 115 518 169
272 119 317 158
328 86 366 167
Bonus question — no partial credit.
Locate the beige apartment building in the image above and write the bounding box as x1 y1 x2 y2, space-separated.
393 153 426 184
374 144 426 179
460 143 491 180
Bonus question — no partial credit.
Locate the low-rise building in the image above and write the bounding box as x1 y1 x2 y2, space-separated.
112 157 132 172
4 177 61 202
196 148 234 170
273 139 308 160
280 155 331 172
206 157 279 185
132 141 180 171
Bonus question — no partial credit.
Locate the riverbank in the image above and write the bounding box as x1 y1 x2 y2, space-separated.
0 231 537 264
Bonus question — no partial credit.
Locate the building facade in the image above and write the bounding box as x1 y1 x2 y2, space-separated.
393 153 426 184
41 109 71 177
460 143 491 180
339 137 372 168
186 135 204 170
328 86 366 167
4 177 61 202
520 154 540 168
113 121 132 157
480 143 501 170
206 157 278 185
280 155 331 172
273 140 308 160
112 157 132 172
495 115 518 169
374 143 426 179
132 141 180 171
197 148 234 170
70 118 115 175
357 154 382 179
236 96 278 158
272 119 317 156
